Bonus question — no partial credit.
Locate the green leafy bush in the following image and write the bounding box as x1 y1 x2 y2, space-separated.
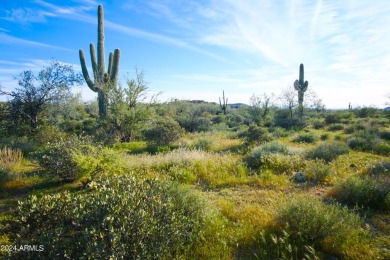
143 116 184 146
347 137 371 151
320 133 329 140
311 119 325 129
261 154 306 175
305 142 348 162
244 124 273 144
324 113 340 124
373 142 390 156
8 176 208 259
305 159 331 184
35 136 96 181
245 142 290 170
332 176 389 211
277 197 371 258
378 130 390 141
192 137 213 151
292 132 317 143
327 123 344 131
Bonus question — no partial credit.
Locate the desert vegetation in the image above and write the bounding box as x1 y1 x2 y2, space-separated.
0 4 389 260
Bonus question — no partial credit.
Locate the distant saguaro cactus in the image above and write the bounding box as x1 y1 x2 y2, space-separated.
79 4 120 117
219 90 228 115
294 63 308 116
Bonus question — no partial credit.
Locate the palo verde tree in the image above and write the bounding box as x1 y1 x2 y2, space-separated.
79 4 120 117
294 63 309 116
0 61 83 130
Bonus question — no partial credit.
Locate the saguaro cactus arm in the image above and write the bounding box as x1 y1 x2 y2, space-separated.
79 49 98 91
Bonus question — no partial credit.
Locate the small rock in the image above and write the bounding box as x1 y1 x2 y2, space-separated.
294 172 307 183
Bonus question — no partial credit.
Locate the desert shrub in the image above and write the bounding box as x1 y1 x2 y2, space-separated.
176 116 206 133
366 160 390 176
0 147 23 172
7 176 208 259
373 142 390 156
347 137 371 151
334 134 344 141
0 136 37 155
261 154 306 175
344 125 356 134
332 176 389 211
273 109 302 129
269 127 289 138
245 142 290 170
245 230 318 259
143 116 184 146
35 135 96 181
324 113 340 124
277 197 371 258
292 132 317 143
305 159 331 184
225 114 244 128
378 130 390 141
311 119 325 129
320 133 329 140
33 124 67 146
306 142 348 162
244 124 273 144
192 137 213 151
327 123 344 131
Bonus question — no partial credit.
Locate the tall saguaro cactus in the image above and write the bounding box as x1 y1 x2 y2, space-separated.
79 4 120 117
219 90 228 115
294 63 308 116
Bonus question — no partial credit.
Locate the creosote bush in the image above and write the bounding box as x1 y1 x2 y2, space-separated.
143 116 184 146
277 197 373 258
292 132 317 143
305 142 348 162
35 135 96 182
245 142 290 170
332 176 389 211
8 175 208 259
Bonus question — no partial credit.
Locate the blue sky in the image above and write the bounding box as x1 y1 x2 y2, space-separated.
1 0 390 108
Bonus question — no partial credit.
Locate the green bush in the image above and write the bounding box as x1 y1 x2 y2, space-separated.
8 176 208 259
261 154 306 175
324 113 340 124
320 133 329 140
311 119 325 129
305 159 331 184
332 176 389 211
143 116 184 146
35 136 96 181
277 197 371 257
192 137 213 151
306 142 349 162
378 130 390 141
347 137 371 151
245 142 290 170
373 142 390 156
292 132 317 143
344 125 356 134
245 124 273 144
366 160 390 176
327 123 344 131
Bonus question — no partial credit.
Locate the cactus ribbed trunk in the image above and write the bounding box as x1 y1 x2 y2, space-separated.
219 90 228 115
79 4 120 117
294 63 308 117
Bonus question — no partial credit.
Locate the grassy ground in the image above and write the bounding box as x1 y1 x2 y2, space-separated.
1 124 389 259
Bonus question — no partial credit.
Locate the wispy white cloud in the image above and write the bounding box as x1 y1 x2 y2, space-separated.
1 8 55 25
0 32 74 51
